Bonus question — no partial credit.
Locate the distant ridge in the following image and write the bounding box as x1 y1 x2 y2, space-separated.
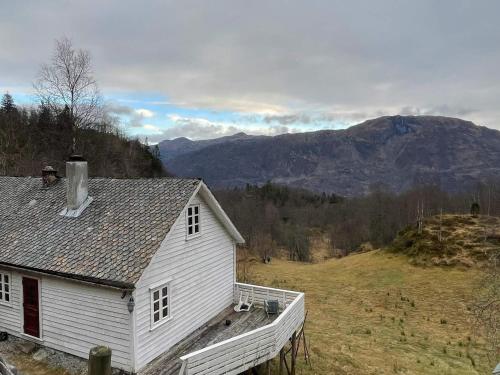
158 116 500 196
157 132 265 161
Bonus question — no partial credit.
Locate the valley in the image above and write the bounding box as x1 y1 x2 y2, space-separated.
246 247 494 374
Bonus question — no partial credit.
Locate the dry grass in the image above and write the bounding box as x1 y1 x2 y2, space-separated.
4 356 73 375
248 250 492 374
390 215 500 267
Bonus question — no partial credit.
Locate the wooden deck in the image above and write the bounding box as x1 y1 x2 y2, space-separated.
140 306 279 375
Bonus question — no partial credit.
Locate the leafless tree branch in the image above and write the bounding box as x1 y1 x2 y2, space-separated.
33 37 101 130
471 251 500 364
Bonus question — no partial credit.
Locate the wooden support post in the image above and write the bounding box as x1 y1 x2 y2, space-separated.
266 360 271 375
279 347 285 375
291 332 297 375
88 346 112 375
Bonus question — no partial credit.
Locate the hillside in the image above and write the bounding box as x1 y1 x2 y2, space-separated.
0 102 166 178
161 116 500 196
391 215 500 267
157 132 265 161
248 251 492 374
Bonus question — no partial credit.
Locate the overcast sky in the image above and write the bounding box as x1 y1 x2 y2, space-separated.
2 0 500 141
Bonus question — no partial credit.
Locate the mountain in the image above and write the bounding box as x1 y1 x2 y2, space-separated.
157 132 264 161
159 116 500 196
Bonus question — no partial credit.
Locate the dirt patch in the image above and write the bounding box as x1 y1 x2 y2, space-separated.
0 335 86 375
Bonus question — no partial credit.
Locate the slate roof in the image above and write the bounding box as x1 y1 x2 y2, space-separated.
0 177 200 288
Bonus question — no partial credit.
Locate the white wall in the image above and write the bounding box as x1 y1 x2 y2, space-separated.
133 193 236 371
0 268 133 371
41 277 132 370
0 269 22 334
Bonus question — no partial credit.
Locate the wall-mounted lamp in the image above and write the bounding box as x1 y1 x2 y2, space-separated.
127 297 135 313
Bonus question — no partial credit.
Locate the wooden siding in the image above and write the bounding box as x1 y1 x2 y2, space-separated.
0 268 132 371
41 278 132 370
0 269 22 335
134 193 236 371
179 283 305 375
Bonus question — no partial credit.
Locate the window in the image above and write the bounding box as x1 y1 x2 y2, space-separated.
151 283 170 327
0 272 11 304
186 204 200 237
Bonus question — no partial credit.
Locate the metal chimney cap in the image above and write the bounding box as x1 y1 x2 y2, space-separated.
68 155 86 162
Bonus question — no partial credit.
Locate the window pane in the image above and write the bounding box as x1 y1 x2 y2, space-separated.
4 284 8 292
154 301 159 311
162 296 168 307
153 290 159 300
194 206 199 214
154 312 160 322
162 287 168 297
188 227 193 235
5 294 8 302
194 224 199 233
0 292 2 300
194 216 199 224
188 217 192 225
162 307 168 317
4 275 8 283
188 207 192 216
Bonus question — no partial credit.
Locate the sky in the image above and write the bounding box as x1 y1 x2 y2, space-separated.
1 0 500 142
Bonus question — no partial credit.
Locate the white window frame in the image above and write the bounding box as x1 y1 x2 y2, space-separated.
186 204 201 239
150 280 172 330
0 271 11 306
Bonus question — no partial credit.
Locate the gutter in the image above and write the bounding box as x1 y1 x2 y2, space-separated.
0 262 135 291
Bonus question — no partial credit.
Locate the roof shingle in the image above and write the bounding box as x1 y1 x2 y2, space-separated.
0 177 200 288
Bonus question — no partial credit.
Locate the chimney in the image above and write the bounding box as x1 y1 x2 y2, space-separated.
61 155 93 217
41 166 59 187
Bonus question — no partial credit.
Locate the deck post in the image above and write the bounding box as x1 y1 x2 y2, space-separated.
88 346 111 375
291 332 297 375
279 348 285 375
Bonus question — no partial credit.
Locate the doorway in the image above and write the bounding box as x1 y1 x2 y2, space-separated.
22 277 40 338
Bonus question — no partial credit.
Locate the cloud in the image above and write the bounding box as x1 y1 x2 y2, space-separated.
145 114 293 142
399 105 476 118
142 124 162 133
135 108 154 118
103 102 147 128
2 1 500 130
263 114 312 125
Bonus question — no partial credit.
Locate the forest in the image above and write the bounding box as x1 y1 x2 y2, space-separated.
215 181 500 262
0 38 165 178
0 93 165 178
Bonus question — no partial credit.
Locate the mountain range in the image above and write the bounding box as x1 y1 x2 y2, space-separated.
158 116 500 196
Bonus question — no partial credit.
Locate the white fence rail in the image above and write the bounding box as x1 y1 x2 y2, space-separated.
178 283 305 375
0 356 17 375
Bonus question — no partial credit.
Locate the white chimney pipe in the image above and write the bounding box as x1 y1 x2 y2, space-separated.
60 156 93 217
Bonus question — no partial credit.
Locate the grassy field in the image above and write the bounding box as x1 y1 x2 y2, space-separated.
248 250 492 374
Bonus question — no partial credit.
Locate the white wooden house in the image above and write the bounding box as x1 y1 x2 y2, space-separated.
0 158 304 374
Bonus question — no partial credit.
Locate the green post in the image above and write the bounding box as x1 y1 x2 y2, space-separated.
88 346 112 375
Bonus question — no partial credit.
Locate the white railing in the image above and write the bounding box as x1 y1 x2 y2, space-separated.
0 356 17 375
178 283 305 375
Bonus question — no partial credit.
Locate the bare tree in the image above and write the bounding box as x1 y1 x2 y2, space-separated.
471 251 500 364
34 37 101 143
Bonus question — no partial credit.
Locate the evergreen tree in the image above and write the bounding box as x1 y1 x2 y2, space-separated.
38 104 54 128
57 105 72 129
1 92 16 113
